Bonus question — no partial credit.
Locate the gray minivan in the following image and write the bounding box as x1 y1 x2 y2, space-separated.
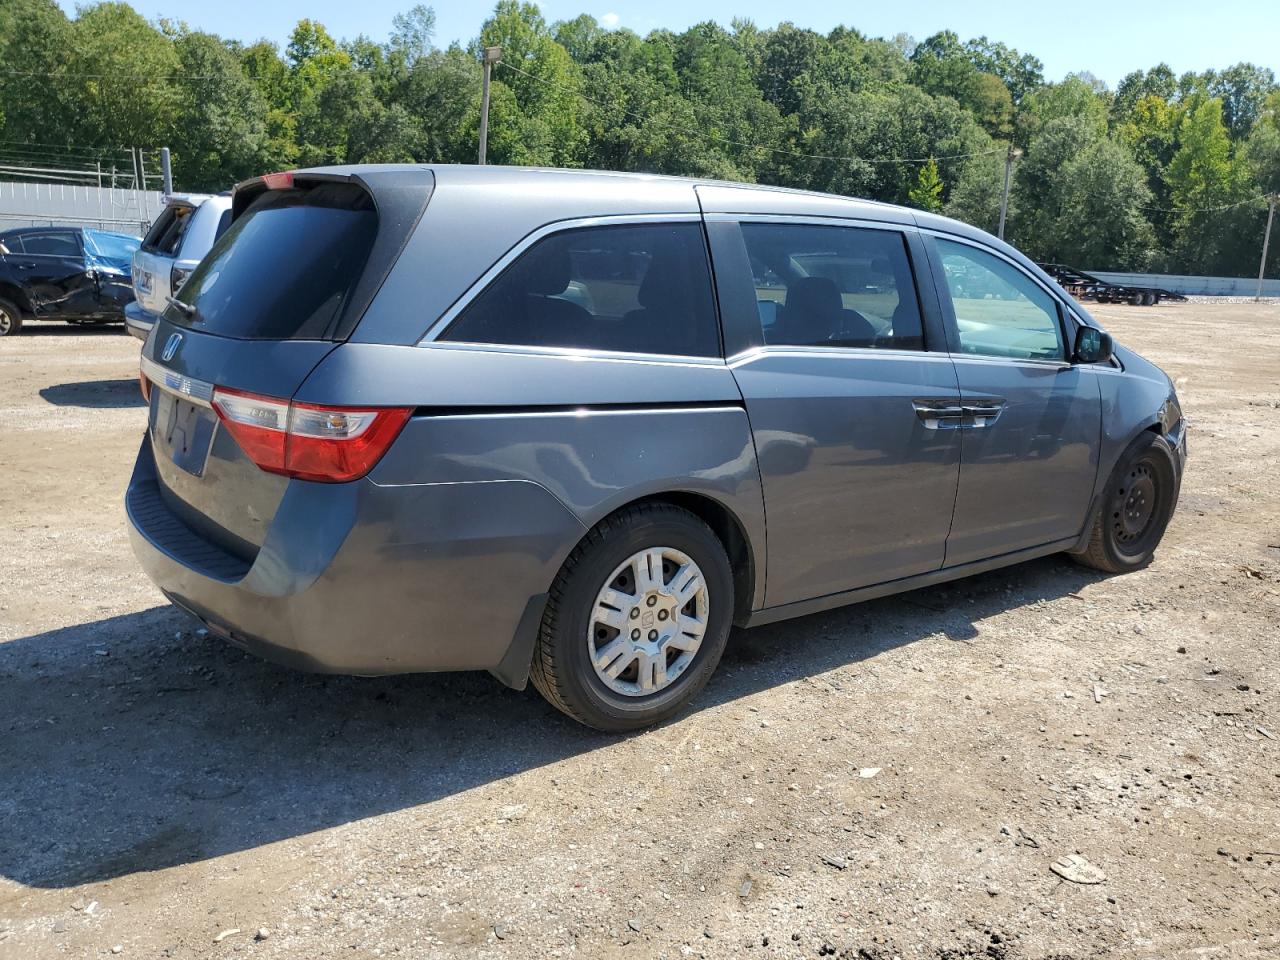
127 166 1186 730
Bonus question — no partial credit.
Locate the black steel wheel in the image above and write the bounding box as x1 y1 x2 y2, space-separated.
1072 432 1179 573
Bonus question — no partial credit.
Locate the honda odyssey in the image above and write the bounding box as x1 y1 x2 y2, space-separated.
127 165 1186 730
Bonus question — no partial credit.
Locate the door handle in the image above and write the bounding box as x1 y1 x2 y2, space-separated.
912 400 965 429
960 399 1006 428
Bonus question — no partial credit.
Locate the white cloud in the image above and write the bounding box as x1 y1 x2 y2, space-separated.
600 12 620 27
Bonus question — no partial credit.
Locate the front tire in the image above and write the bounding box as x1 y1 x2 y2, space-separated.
1072 432 1179 573
0 298 23 336
530 503 734 731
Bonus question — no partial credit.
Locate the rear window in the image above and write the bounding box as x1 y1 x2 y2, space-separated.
143 205 193 255
169 183 377 341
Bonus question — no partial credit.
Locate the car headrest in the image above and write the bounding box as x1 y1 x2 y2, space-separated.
637 246 685 309
785 276 843 319
522 240 572 297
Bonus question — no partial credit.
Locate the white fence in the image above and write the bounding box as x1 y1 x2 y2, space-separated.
1090 270 1280 297
0 180 163 237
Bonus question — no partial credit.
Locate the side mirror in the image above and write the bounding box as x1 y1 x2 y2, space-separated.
1073 326 1113 365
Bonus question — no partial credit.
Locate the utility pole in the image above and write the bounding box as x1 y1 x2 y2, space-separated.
998 144 1022 241
160 146 173 197
1257 194 1276 302
478 46 502 165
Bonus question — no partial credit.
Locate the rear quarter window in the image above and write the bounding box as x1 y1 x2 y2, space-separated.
169 183 377 341
441 222 720 357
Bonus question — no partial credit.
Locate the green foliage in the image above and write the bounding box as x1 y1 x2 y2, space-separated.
170 31 270 189
945 153 1008 234
1052 138 1157 269
908 158 943 212
2 1 1278 276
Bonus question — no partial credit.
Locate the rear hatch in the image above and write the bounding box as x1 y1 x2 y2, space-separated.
134 200 197 315
140 169 434 560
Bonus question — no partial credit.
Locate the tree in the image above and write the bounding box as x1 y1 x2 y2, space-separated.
390 4 436 60
1167 98 1249 273
908 159 944 211
0 0 76 146
65 3 181 150
963 36 1043 105
1200 63 1276 140
1019 75 1108 144
945 153 1008 234
478 1 586 167
1052 138 1156 269
170 31 270 189
552 13 603 63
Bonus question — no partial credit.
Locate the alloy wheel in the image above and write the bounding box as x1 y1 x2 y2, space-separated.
586 546 709 697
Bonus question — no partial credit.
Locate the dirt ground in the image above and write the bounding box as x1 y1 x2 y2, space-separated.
1 301 1278 960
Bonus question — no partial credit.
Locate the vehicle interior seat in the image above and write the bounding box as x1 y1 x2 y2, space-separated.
515 242 596 348
621 246 715 356
776 276 877 346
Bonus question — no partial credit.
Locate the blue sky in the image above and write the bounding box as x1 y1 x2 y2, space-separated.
60 0 1277 86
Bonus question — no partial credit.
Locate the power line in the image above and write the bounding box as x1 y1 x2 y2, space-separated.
1137 193 1273 215
496 60 1006 166
0 71 223 81
0 138 133 156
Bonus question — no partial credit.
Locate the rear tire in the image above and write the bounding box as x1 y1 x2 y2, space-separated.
1071 432 1179 573
0 298 23 336
530 503 734 731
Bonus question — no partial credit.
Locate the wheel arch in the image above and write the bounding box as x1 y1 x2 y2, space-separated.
625 490 760 625
490 487 762 693
1071 418 1177 555
0 282 32 315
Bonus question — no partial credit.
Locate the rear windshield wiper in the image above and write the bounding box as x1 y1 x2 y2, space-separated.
166 295 197 318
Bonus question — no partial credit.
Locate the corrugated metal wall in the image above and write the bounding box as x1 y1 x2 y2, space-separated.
0 180 163 237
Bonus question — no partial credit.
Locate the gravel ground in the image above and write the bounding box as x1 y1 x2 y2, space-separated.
1 301 1278 960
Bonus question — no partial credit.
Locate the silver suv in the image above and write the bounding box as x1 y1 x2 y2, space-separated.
127 166 1186 730
127 193 231 341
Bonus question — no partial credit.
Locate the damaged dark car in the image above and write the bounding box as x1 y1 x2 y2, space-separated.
0 226 140 336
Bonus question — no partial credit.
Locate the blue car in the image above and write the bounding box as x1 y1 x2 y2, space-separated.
0 226 140 335
127 166 1186 730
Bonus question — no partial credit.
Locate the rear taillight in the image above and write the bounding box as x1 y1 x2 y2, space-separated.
211 387 412 483
170 265 193 293
139 359 151 403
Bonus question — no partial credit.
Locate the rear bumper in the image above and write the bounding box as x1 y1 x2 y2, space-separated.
124 302 156 342
126 438 585 681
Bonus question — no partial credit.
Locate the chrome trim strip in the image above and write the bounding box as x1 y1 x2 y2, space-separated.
421 339 725 367
140 355 215 408
417 213 703 345
420 405 744 421
702 212 912 231
726 345 956 366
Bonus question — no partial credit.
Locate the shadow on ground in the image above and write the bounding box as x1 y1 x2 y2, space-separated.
14 323 130 337
40 378 146 409
0 556 1102 889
